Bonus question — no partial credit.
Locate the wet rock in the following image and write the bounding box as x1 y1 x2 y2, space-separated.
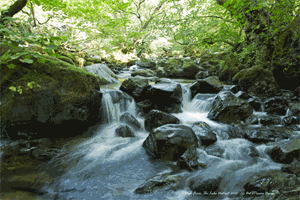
155 78 173 84
84 64 119 84
136 58 156 70
119 77 149 102
282 158 300 177
260 115 282 126
242 171 300 199
264 97 289 115
228 85 240 94
134 172 190 194
177 145 207 171
136 99 156 116
207 91 254 123
226 124 245 139
195 70 210 79
131 69 156 77
267 137 300 164
190 76 223 98
147 82 183 113
245 116 260 125
187 174 222 195
247 98 262 111
235 91 252 100
282 116 299 126
30 147 62 161
144 110 180 132
142 124 198 161
232 65 282 97
187 124 217 146
115 125 135 137
244 126 291 144
120 112 142 130
294 86 300 97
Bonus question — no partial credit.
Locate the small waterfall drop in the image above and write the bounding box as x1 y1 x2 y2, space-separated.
180 83 191 110
102 93 122 123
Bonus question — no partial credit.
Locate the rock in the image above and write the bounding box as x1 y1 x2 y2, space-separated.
294 86 300 97
207 91 254 123
282 158 300 177
187 175 222 195
166 68 184 78
144 110 180 132
147 82 183 113
195 70 210 79
242 171 300 198
226 124 245 139
134 172 190 194
235 91 252 100
131 69 156 77
75 56 86 68
244 126 291 144
264 97 289 115
267 137 300 164
84 64 119 85
282 116 299 126
119 77 148 102
182 60 201 78
260 115 282 125
247 98 262 111
155 78 173 84
228 85 240 94
232 65 282 97
177 145 207 171
142 124 198 161
115 125 135 137
190 76 223 98
136 58 156 70
187 124 217 146
120 112 142 130
136 100 156 116
30 147 62 161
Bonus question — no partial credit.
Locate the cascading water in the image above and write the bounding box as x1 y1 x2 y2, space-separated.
37 85 291 200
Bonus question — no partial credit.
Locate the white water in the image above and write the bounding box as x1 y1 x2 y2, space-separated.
38 87 287 200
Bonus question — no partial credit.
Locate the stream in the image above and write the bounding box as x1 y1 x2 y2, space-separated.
1 66 298 200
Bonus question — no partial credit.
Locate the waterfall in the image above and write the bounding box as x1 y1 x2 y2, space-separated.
101 89 137 124
180 83 191 110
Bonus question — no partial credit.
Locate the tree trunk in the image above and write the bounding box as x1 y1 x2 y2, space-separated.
0 0 28 24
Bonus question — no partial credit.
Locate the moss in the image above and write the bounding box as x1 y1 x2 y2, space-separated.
58 55 75 65
0 47 100 121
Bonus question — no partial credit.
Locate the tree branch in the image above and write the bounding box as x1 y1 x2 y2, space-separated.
0 0 28 24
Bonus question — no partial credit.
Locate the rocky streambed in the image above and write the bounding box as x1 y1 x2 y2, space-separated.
1 61 300 200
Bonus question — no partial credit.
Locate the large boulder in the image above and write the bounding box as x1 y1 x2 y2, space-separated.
232 65 282 97
207 91 254 122
147 82 183 113
0 46 102 140
267 137 300 164
195 70 210 79
187 124 217 146
190 76 223 99
84 63 119 85
119 77 148 102
144 110 180 132
120 112 142 130
142 124 198 161
264 97 289 116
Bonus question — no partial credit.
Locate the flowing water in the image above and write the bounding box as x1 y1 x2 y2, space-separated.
32 82 287 200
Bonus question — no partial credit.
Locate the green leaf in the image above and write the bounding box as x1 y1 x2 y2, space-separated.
20 58 34 64
9 86 16 92
37 57 46 64
7 64 16 69
27 82 34 89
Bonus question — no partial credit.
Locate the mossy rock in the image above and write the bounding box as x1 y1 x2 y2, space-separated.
0 45 101 138
232 66 281 97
